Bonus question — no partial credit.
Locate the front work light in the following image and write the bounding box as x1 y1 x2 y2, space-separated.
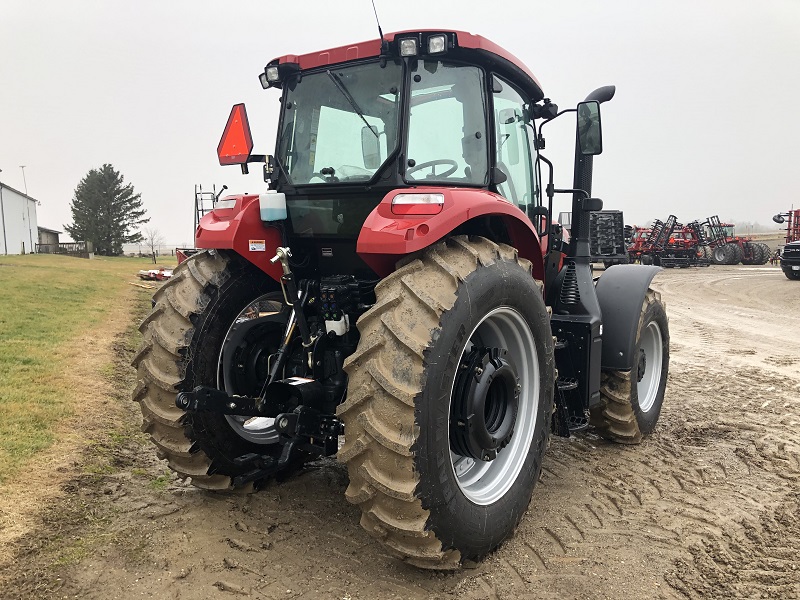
428 35 447 54
391 193 444 215
399 38 419 57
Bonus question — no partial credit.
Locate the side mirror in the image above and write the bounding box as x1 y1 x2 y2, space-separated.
773 214 786 224
361 125 381 170
577 101 603 155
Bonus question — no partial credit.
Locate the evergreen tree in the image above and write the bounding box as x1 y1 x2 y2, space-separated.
64 164 148 255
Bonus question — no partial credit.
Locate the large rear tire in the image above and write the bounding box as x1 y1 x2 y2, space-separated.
758 243 771 264
728 244 743 265
711 245 727 265
742 244 756 265
132 250 301 489
338 236 554 569
590 289 669 444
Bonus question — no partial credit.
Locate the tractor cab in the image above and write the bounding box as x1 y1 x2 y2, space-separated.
216 30 606 285
260 32 544 213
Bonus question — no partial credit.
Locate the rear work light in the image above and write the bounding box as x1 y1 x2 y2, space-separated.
399 38 419 57
427 34 447 54
391 193 444 215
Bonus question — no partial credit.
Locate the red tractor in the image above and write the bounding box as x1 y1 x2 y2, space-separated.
773 208 800 279
133 30 669 569
703 216 770 265
626 225 651 263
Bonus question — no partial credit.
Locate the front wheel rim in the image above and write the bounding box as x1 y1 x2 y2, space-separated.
448 307 539 506
637 320 663 413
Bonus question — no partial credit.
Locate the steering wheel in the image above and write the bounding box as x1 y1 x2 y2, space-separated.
406 159 459 178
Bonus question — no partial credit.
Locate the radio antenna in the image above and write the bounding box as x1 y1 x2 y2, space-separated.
371 0 388 53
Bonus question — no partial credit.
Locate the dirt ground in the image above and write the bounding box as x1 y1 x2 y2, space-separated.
1 264 799 599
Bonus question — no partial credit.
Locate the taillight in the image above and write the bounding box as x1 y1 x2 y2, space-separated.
391 193 445 215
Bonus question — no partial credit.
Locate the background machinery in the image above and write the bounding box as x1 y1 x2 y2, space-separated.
627 215 705 267
703 215 770 265
773 208 800 279
132 30 670 569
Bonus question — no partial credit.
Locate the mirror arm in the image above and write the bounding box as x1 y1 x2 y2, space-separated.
239 154 268 175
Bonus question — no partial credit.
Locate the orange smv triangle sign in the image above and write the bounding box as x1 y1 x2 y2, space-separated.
217 103 254 165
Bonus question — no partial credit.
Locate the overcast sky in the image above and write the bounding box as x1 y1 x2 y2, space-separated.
2 0 798 244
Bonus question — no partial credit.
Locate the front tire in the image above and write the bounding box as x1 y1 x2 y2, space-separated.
338 236 554 569
590 289 669 444
711 245 727 265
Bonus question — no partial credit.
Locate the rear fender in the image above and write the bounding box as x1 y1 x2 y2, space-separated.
357 187 544 279
195 194 283 282
595 264 662 370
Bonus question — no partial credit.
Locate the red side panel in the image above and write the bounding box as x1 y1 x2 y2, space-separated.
357 187 544 279
195 195 282 282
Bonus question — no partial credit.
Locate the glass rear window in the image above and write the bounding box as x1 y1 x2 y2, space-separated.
277 60 403 185
406 61 488 185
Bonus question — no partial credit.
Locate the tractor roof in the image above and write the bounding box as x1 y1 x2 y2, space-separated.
270 29 544 101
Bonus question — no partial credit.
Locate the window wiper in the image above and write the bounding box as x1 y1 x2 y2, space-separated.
326 69 379 138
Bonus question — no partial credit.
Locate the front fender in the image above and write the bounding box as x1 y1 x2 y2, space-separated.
195 194 283 282
356 187 544 279
596 264 662 370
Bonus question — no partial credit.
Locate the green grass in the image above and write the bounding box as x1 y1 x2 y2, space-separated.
149 471 172 491
0 253 167 483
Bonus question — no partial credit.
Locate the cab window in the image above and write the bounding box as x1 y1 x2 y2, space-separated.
406 61 488 185
492 76 536 213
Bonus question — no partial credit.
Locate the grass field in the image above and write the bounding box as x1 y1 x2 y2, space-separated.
0 254 166 483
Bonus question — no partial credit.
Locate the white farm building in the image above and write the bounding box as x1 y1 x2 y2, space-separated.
0 182 39 255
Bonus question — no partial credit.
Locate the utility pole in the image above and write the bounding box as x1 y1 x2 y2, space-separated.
20 165 34 252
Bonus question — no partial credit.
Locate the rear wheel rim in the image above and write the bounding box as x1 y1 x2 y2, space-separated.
448 307 538 506
219 294 284 444
637 320 663 413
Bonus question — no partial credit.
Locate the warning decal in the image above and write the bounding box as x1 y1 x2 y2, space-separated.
249 240 266 252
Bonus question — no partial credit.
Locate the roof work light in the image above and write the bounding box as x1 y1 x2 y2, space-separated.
427 34 447 54
399 38 418 57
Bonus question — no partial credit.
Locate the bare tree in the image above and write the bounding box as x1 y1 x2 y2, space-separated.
142 226 166 263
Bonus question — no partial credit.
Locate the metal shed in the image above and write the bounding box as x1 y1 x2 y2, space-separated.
0 182 39 255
